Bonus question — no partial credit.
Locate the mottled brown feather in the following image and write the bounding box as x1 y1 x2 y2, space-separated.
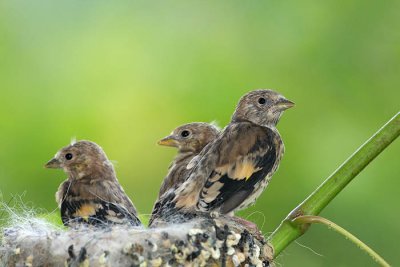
157 123 220 197
150 123 219 224
47 140 141 227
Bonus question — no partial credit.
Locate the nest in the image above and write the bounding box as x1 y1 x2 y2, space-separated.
0 210 273 267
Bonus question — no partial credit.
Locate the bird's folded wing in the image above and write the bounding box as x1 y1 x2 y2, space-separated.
186 155 201 170
197 124 278 214
60 180 141 226
60 198 141 226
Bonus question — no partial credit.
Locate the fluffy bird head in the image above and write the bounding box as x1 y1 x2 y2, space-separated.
231 89 294 127
158 122 220 153
45 140 115 180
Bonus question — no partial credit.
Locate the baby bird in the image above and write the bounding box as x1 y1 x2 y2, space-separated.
150 123 219 226
170 89 294 215
45 140 142 227
157 122 220 197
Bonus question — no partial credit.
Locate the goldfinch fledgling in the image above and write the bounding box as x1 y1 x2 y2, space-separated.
157 122 220 197
150 123 219 226
45 140 142 227
171 89 294 215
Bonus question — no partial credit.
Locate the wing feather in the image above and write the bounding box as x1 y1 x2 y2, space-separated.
197 123 279 213
59 179 141 226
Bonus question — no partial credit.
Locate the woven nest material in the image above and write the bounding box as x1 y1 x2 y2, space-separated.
1 213 273 267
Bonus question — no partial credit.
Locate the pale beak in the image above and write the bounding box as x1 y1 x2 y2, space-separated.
275 98 295 110
157 135 179 147
45 158 61 169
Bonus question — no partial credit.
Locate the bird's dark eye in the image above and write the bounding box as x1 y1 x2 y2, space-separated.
258 97 266 105
65 153 73 160
181 130 190 137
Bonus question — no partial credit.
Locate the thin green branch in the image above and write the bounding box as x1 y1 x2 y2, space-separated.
268 112 400 257
292 215 390 267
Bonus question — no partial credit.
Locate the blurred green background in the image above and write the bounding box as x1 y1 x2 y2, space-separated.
0 1 399 266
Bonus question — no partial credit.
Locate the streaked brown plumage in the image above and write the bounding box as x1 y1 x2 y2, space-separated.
149 123 219 226
159 89 294 217
157 122 220 197
45 140 142 227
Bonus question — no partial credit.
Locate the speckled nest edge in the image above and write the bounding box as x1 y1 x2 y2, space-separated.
1 216 273 267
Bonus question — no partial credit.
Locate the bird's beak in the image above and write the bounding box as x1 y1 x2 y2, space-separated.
275 98 295 110
157 135 179 147
45 158 62 169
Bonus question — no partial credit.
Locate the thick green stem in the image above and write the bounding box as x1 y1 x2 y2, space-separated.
293 216 390 267
268 112 400 257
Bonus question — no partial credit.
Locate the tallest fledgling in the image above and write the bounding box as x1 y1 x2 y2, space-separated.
171 89 294 215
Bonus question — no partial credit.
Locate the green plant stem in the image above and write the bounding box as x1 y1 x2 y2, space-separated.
292 216 390 267
268 112 400 257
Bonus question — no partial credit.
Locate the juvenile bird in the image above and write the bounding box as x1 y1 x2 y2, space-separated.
157 122 220 197
150 123 220 226
167 89 294 216
45 140 142 227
